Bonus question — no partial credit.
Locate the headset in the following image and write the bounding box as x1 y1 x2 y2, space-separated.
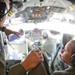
0 1 8 21
42 32 48 39
70 40 75 68
71 53 75 68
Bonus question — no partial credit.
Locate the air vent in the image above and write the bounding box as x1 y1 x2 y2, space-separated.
39 0 44 2
24 0 27 2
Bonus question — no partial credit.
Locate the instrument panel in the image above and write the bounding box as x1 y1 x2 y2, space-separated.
16 6 65 23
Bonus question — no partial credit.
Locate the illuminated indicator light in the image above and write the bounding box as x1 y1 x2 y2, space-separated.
38 13 40 17
32 14 35 17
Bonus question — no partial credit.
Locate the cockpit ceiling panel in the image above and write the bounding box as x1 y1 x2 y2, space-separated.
9 0 74 17
22 0 72 9
10 0 73 8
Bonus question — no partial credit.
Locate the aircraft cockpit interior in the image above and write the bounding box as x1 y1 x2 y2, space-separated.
1 0 75 75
